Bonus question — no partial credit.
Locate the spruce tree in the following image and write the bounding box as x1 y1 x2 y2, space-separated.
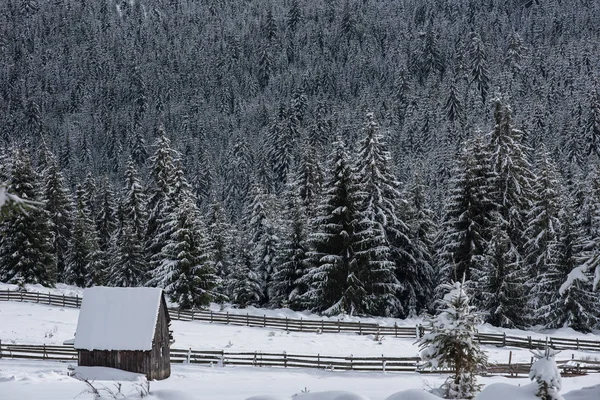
244 182 280 306
529 348 564 400
352 113 402 316
0 150 57 286
206 200 235 301
229 236 262 307
42 154 74 282
95 177 118 254
524 148 563 324
160 195 219 309
418 281 487 399
66 185 104 287
437 135 494 286
301 138 363 315
270 185 309 310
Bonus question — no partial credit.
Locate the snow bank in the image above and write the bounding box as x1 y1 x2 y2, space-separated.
293 391 371 400
384 389 441 400
475 382 538 400
563 384 600 400
73 366 147 382
74 287 163 351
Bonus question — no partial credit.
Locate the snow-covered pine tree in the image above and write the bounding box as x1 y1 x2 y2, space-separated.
65 185 104 287
524 148 563 325
417 280 487 399
228 235 262 307
437 135 494 286
545 195 599 332
206 200 236 301
300 138 362 315
270 180 310 310
147 158 195 287
0 150 57 286
352 112 402 316
95 177 118 254
108 220 147 287
41 153 74 282
488 98 535 257
244 181 280 306
122 159 147 243
403 172 436 314
529 347 564 400
160 194 219 309
145 130 178 267
477 98 534 328
476 221 526 328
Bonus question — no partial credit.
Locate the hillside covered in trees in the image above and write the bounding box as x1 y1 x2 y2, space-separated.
1 0 599 332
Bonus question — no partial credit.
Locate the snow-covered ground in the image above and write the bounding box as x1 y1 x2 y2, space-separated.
0 359 599 400
2 285 600 399
3 300 599 365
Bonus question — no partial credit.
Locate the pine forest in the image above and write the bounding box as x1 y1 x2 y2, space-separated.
1 0 600 333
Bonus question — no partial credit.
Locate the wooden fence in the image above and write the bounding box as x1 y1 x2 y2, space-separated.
1 342 599 376
2 290 600 352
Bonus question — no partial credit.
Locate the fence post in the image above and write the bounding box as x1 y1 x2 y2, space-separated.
321 320 324 333
37 292 40 303
284 351 287 368
382 354 386 373
394 322 398 338
210 311 214 323
187 348 191 363
63 294 66 308
263 315 266 328
350 354 353 370
576 338 580 350
415 325 420 339
318 354 320 368
285 317 288 332
299 318 302 331
358 321 362 335
20 291 23 302
221 350 225 367
253 352 257 367
48 292 51 305
226 312 229 324
43 344 46 360
503 332 506 347
338 319 341 333
528 336 532 349
191 311 195 321
76 295 80 308
0 339 2 359
246 313 249 326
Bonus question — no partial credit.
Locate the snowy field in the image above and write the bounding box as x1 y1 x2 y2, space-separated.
2 284 600 399
1 359 599 400
3 300 600 365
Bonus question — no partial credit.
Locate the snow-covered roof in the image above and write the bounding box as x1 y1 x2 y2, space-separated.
74 287 164 351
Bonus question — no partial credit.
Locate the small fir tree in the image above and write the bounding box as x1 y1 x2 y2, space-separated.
529 347 564 400
418 280 487 399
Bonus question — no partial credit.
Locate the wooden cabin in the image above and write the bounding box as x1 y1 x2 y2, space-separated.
73 287 171 380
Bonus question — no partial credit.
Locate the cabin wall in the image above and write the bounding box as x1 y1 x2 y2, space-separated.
150 299 171 380
78 350 151 377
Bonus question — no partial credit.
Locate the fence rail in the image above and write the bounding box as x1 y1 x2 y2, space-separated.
1 342 599 377
2 290 600 352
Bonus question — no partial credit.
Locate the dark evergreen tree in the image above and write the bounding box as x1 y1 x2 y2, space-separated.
42 154 74 282
65 185 103 287
206 200 235 301
301 139 363 315
0 150 57 286
271 184 309 310
160 195 219 309
524 148 563 324
352 113 402 316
